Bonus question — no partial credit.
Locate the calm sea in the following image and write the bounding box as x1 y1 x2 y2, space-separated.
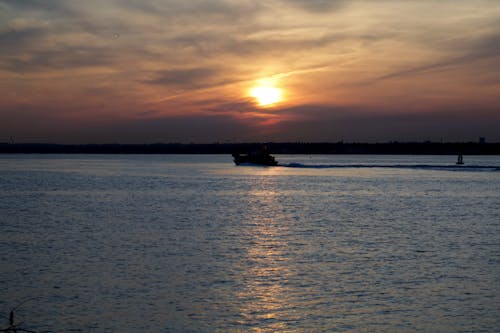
0 154 499 332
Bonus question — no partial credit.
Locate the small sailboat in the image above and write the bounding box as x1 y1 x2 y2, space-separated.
456 153 464 165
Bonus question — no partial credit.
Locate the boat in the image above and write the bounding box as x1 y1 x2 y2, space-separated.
232 147 278 166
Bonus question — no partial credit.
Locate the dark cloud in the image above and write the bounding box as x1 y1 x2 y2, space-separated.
0 105 258 143
167 30 388 62
0 0 67 12
143 65 254 92
284 0 347 12
0 2 124 73
144 68 222 88
375 61 458 82
271 104 500 142
202 100 258 114
121 0 262 23
468 33 500 59
2 102 499 143
1 46 114 72
0 27 46 49
373 33 500 82
116 115 258 143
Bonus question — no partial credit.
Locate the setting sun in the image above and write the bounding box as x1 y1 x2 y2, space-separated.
250 86 282 106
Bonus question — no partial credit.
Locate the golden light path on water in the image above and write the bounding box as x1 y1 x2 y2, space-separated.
217 164 410 331
228 166 346 332
235 171 294 331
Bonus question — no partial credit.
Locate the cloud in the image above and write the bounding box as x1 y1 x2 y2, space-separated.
201 100 258 114
1 46 115 72
0 27 46 49
145 68 225 89
468 33 500 59
0 0 68 12
269 104 500 142
2 100 500 143
0 2 120 72
121 0 262 22
0 105 259 143
363 32 500 84
283 0 347 13
117 115 259 143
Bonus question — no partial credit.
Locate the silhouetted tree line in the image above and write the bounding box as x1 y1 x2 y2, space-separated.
0 142 499 154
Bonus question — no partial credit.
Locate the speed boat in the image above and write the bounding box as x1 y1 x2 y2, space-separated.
232 148 278 166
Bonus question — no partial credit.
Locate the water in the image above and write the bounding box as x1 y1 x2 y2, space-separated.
0 154 499 332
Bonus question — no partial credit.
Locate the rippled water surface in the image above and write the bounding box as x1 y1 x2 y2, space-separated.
1 154 499 332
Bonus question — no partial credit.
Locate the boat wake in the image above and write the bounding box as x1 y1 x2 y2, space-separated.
279 163 500 172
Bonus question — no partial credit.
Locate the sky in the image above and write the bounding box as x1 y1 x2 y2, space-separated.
1 0 499 143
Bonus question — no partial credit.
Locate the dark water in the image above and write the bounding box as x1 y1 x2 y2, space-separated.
1 155 499 332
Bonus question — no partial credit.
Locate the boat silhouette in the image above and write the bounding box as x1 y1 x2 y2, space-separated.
232 146 278 166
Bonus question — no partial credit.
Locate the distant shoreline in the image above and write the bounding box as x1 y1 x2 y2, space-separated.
1 142 499 155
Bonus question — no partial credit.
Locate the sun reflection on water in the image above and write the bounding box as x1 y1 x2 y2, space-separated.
233 177 301 331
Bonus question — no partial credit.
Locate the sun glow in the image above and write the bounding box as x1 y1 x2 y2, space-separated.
250 86 282 106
